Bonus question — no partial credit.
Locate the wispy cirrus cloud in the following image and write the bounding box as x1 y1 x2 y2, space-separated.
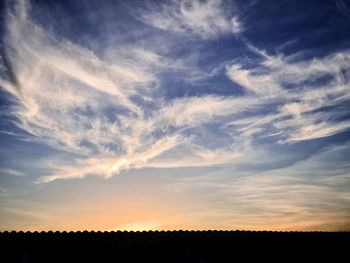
0 0 246 182
225 45 350 143
137 0 242 39
1 0 350 184
165 143 350 230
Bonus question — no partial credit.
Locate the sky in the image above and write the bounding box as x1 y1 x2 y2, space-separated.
0 0 349 231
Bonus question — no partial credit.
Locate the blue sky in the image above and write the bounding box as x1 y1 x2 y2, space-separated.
0 0 350 231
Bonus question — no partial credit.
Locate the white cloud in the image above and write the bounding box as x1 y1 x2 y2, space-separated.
146 143 242 169
278 120 350 142
0 169 24 176
1 0 350 183
0 1 252 182
153 95 259 128
138 0 242 39
226 45 350 143
226 64 281 95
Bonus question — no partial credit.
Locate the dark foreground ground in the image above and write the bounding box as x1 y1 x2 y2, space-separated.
1 231 349 263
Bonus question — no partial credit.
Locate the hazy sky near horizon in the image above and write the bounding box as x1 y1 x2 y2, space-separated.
0 0 350 231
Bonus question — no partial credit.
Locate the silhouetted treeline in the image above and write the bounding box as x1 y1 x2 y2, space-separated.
1 230 349 262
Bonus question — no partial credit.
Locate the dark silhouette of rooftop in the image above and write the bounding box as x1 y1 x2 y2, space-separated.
1 230 349 262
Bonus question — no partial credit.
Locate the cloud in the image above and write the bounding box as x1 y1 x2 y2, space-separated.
1 0 350 183
137 0 242 39
225 45 350 142
0 1 250 182
154 95 259 128
165 143 350 230
0 168 24 176
226 64 281 95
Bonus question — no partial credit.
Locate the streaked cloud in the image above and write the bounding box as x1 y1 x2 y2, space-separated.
0 0 246 181
0 168 24 176
1 0 350 182
137 0 242 39
165 143 350 231
225 46 350 142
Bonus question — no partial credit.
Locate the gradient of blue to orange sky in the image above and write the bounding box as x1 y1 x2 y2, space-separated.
0 0 350 231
